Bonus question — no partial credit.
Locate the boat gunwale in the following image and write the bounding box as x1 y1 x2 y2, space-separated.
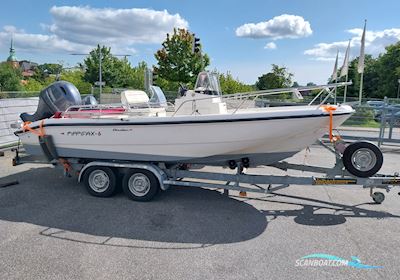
14 111 352 135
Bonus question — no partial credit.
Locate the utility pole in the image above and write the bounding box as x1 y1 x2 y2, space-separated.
71 49 130 96
397 79 400 99
99 52 102 95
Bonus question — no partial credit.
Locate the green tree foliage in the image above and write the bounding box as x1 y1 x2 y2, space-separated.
0 63 22 91
256 64 293 90
338 54 378 99
83 45 119 86
123 61 147 90
60 70 92 94
152 77 181 92
337 42 400 100
83 45 146 90
39 63 63 74
218 72 254 94
33 63 62 84
22 78 43 91
154 28 210 85
372 42 400 98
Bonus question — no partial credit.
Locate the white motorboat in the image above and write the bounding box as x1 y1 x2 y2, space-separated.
14 72 354 168
15 72 395 204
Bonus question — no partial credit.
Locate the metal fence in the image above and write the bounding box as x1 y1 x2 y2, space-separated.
0 97 38 147
0 91 40 99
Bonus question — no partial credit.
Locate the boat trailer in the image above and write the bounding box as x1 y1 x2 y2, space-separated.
12 140 400 204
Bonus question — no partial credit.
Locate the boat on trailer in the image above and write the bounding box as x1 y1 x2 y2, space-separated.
11 72 400 203
15 72 353 167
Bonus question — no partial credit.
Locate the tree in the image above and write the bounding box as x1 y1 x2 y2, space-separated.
83 45 147 90
61 70 92 94
256 64 293 90
337 55 378 99
22 78 44 91
124 61 147 90
334 42 400 100
292 81 300 87
113 60 147 89
33 63 63 83
373 42 400 98
83 45 125 88
218 72 254 94
0 63 22 91
154 28 210 85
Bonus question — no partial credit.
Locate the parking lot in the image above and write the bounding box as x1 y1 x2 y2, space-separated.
1 145 400 280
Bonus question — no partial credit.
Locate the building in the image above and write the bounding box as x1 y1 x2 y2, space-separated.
6 38 19 68
19 60 38 77
4 38 38 77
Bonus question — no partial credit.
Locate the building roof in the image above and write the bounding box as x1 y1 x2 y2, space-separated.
19 60 38 71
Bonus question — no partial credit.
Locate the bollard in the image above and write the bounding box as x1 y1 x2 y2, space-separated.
378 97 388 147
388 110 394 140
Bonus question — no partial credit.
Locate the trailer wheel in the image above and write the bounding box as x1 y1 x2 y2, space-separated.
342 141 383 178
122 169 159 201
372 192 385 204
83 166 117 197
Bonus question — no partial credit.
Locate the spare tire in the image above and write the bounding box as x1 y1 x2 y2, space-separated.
342 141 383 178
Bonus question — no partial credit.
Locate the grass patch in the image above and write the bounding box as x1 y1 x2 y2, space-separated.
343 120 381 128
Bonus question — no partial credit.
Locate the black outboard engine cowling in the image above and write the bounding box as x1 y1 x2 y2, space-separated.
20 81 81 122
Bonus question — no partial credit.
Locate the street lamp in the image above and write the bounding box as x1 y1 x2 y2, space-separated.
71 51 130 95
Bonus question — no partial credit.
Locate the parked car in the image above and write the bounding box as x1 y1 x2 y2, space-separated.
373 105 400 126
366 100 385 118
366 100 385 109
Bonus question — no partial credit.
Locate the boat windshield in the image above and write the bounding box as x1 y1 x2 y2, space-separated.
194 72 221 96
149 85 168 107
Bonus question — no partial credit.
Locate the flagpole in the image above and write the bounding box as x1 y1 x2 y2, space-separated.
341 39 351 104
359 71 364 105
332 50 339 104
343 72 348 103
358 20 367 105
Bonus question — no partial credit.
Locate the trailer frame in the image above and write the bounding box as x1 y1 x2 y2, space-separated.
12 139 400 204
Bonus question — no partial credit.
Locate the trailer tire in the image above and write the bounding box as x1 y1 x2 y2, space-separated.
83 166 117 197
372 192 385 204
342 141 383 178
122 169 160 201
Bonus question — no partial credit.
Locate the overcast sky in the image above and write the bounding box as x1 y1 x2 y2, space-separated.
1 0 399 85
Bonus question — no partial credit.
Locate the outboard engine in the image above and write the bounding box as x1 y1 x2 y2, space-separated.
82 95 98 106
20 81 81 122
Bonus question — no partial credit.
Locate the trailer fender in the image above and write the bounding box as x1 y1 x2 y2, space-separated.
78 161 169 191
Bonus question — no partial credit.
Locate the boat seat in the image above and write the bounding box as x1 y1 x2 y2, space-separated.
121 90 149 107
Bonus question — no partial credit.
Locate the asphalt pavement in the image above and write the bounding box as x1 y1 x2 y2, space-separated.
1 145 400 280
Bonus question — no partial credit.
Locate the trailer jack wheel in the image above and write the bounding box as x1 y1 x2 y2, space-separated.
342 141 383 178
371 192 385 204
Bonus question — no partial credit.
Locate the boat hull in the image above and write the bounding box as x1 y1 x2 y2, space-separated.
16 106 353 166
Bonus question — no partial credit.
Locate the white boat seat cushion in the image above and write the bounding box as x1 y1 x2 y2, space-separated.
121 90 149 106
